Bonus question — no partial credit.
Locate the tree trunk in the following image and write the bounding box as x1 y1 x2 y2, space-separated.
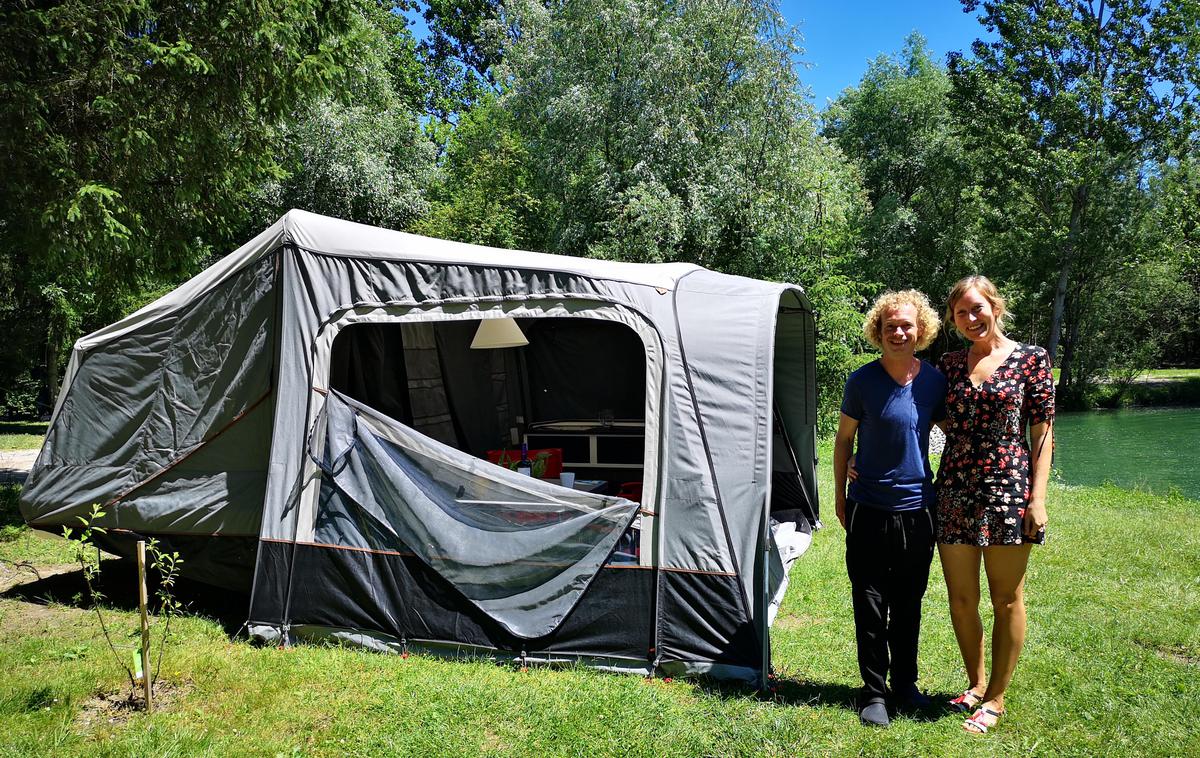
1046 187 1089 366
44 329 60 418
1046 260 1072 363
1059 294 1080 392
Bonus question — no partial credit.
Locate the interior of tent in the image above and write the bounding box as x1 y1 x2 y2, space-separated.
327 317 650 563
324 302 817 564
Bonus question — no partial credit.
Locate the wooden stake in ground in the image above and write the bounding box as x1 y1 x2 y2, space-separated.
136 541 153 712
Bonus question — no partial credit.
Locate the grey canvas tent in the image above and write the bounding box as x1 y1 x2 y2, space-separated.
21 210 819 685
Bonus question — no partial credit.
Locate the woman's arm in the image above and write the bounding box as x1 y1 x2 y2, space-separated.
1024 420 1052 537
833 412 859 529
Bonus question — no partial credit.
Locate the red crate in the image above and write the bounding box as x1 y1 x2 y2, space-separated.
486 448 563 479
616 481 643 503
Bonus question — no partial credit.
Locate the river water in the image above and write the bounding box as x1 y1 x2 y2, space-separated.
1052 407 1200 500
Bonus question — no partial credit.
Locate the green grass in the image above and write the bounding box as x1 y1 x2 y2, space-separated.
1049 367 1199 384
1 458 1198 756
1137 368 1200 380
0 421 47 452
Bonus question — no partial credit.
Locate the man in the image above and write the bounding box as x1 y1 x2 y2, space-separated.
834 290 946 727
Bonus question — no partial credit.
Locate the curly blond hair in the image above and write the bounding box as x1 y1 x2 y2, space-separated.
946 275 1009 336
862 289 941 351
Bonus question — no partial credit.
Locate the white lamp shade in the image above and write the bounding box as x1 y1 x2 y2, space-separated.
470 317 529 349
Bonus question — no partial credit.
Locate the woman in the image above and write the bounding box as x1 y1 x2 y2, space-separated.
935 275 1054 734
834 290 946 728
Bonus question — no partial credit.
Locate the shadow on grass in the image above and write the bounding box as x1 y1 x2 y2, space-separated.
2 558 249 636
695 676 959 721
0 421 47 436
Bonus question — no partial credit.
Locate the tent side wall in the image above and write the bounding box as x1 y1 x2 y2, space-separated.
662 271 783 676
19 252 281 589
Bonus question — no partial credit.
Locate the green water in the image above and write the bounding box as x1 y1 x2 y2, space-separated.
1052 407 1200 500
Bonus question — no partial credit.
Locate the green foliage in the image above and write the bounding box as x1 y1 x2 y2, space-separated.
3 0 1198 428
492 0 871 427
61 504 134 692
824 33 983 308
255 96 436 230
146 538 184 687
61 505 186 707
251 4 437 231
418 0 503 122
413 98 539 247
949 0 1200 387
0 0 378 411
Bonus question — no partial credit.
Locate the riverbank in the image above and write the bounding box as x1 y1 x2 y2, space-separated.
1052 369 1200 410
2 456 1197 755
1085 377 1200 409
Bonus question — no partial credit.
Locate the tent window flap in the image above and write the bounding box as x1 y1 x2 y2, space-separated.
313 391 640 639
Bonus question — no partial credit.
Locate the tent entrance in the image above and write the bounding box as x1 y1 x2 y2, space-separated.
291 311 658 639
326 317 649 488
308 309 661 569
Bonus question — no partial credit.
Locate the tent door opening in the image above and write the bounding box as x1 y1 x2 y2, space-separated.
322 314 655 565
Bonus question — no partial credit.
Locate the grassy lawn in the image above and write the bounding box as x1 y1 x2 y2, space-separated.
0 422 47 452
1136 368 1200 381
1049 367 1200 384
2 450 1198 756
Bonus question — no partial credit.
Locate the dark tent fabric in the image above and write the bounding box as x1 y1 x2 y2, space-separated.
522 319 646 423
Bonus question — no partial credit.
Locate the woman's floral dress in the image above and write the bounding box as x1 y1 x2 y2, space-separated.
935 344 1055 546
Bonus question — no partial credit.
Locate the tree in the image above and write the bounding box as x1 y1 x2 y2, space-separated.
418 0 506 124
1148 144 1200 368
413 97 539 248
824 33 984 318
0 0 371 411
949 0 1200 393
493 0 869 431
252 5 437 231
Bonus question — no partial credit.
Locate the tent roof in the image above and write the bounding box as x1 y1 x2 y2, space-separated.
77 208 806 355
282 209 703 285
77 210 708 352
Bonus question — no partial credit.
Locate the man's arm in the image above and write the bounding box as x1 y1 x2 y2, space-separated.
833 412 859 529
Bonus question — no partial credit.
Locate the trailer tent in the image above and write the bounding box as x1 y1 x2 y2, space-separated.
21 210 820 685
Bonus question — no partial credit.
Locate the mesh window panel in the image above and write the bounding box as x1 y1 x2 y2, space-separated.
314 391 640 639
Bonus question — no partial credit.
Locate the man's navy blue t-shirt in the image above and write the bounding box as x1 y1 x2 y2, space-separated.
841 360 947 511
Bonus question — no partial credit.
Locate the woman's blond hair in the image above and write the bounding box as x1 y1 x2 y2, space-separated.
862 289 940 351
945 275 1009 336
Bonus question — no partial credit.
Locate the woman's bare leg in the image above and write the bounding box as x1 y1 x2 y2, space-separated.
938 543 987 694
979 543 1033 710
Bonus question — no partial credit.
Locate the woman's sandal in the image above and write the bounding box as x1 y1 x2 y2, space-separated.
963 705 1005 734
948 689 983 713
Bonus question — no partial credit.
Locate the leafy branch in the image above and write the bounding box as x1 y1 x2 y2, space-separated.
61 505 186 708
62 503 135 693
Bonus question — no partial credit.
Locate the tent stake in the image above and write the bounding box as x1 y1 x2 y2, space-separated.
136 541 153 712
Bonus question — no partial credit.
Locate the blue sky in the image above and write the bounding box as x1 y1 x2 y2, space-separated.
782 1 988 108
404 2 991 110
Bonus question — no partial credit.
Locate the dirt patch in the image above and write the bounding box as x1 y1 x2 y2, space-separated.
0 596 92 637
774 613 828 631
1155 646 1200 667
75 679 192 732
481 728 509 754
1136 638 1200 667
